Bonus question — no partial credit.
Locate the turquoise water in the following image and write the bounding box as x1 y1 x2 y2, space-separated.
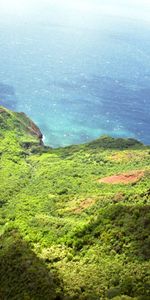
0 0 150 147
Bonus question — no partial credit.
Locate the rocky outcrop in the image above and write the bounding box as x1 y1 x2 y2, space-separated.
18 112 43 144
0 106 43 145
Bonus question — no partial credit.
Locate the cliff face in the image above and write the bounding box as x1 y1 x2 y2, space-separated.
0 106 150 300
16 112 43 141
0 106 43 144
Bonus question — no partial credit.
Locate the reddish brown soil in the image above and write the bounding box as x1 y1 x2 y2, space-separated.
98 170 144 185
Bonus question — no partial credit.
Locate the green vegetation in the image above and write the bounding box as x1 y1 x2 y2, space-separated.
0 106 150 299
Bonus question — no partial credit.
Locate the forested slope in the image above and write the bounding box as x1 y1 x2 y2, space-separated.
0 106 150 300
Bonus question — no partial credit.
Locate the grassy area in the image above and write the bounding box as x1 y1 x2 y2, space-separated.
0 106 150 299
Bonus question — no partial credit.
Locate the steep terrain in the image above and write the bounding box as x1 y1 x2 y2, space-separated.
0 106 150 300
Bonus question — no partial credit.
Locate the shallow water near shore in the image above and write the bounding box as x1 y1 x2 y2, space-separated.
0 0 150 147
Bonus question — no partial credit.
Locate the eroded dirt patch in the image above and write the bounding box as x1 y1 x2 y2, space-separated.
72 198 96 213
98 170 144 185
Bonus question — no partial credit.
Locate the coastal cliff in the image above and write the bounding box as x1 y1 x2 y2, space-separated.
0 106 43 144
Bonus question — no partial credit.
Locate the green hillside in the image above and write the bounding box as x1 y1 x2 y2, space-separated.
0 106 150 300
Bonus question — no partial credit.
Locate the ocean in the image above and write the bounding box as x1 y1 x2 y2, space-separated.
0 0 150 147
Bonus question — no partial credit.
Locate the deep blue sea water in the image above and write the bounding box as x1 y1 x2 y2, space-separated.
0 0 150 147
